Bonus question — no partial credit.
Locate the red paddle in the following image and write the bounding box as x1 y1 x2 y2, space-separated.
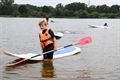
6 36 92 67
77 36 92 45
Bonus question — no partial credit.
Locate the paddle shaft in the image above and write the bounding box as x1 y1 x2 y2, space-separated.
30 43 76 59
27 36 92 59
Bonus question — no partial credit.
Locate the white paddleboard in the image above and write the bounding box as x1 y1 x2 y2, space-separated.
54 32 64 39
88 25 109 29
4 46 81 61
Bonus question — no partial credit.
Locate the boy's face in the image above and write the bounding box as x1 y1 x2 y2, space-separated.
39 24 46 30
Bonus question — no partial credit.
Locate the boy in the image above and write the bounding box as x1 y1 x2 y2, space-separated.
39 20 57 61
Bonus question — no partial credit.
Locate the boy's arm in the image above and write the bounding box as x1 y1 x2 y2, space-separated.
39 34 44 51
53 38 57 50
49 29 57 50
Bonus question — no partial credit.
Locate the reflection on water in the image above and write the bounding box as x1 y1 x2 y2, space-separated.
41 60 55 78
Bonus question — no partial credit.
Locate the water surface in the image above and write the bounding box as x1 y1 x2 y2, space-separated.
0 18 120 80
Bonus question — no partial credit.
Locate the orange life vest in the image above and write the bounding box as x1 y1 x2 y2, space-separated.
40 28 53 47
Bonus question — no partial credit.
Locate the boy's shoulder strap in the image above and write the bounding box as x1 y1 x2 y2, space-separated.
46 28 52 32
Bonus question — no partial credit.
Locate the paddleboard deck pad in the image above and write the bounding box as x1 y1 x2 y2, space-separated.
4 46 81 61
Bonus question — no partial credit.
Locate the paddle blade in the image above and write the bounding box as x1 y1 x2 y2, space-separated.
77 36 92 45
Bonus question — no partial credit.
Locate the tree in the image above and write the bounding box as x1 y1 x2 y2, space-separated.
1 0 14 5
12 4 20 16
96 5 110 13
0 1 120 18
42 5 53 13
41 5 54 17
18 5 28 17
78 10 89 18
110 5 120 13
53 3 65 17
0 0 14 15
88 5 96 13
65 2 87 11
89 12 100 18
26 4 41 17
0 3 2 14
64 9 75 17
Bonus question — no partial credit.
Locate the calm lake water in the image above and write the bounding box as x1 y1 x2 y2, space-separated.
0 18 120 80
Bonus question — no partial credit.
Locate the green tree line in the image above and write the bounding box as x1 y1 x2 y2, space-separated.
0 0 120 18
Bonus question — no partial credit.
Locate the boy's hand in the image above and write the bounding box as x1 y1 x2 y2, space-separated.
54 47 57 51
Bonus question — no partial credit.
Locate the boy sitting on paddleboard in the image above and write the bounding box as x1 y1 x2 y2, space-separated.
39 20 57 61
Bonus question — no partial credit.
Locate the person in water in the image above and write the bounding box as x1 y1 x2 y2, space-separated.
39 20 57 61
104 23 108 27
45 15 49 23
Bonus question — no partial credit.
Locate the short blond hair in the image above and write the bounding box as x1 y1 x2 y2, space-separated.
39 20 47 26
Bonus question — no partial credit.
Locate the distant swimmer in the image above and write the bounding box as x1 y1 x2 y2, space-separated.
45 15 49 24
50 20 55 23
104 23 108 27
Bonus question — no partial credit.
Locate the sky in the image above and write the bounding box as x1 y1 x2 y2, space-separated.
14 0 120 7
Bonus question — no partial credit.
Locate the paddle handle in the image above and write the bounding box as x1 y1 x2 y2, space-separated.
64 44 73 48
